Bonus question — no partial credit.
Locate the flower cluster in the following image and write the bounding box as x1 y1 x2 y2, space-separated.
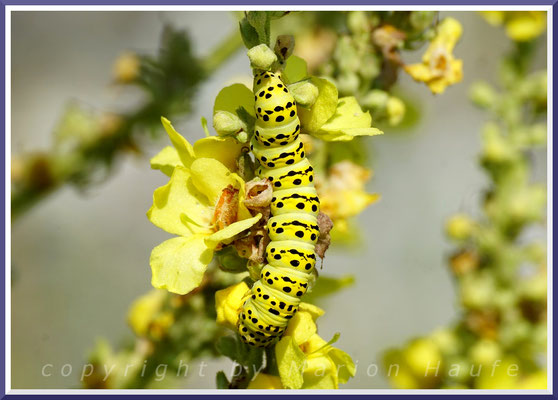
383 18 547 390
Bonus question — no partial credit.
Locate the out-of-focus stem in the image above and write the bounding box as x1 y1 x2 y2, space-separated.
11 31 243 222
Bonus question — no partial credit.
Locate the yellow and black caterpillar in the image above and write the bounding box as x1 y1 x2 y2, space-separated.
238 70 320 347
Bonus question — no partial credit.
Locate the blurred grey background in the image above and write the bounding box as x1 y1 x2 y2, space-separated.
10 11 547 389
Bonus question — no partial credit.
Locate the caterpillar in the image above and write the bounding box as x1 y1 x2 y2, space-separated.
237 70 320 347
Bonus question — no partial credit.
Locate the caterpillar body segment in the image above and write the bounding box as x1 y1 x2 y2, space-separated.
238 70 320 347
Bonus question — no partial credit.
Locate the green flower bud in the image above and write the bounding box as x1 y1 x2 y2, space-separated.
469 339 501 365
347 11 369 34
362 89 389 112
216 247 248 273
213 111 246 136
460 273 494 309
288 81 319 107
482 122 517 163
336 72 360 94
470 82 498 109
247 44 277 71
446 213 475 240
409 11 437 32
236 130 249 143
386 96 406 126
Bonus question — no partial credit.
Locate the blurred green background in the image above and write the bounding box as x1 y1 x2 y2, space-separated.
10 10 547 389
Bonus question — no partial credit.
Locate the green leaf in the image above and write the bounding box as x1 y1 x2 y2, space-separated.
283 55 308 84
150 234 214 295
246 11 270 46
147 166 212 236
302 275 355 304
213 84 255 117
297 77 338 133
314 97 384 141
236 106 256 134
150 146 182 177
216 336 238 360
216 371 230 389
205 214 262 249
161 117 196 168
328 347 356 385
276 336 305 389
239 19 260 49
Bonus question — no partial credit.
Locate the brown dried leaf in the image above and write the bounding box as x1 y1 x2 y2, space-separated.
244 178 273 211
315 212 334 260
212 185 239 231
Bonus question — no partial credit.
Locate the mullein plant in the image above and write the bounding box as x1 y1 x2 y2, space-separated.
285 11 463 243
84 11 382 389
382 12 547 390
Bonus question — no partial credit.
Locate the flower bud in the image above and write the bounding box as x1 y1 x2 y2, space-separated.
386 96 406 126
113 52 140 83
247 44 277 71
409 11 437 32
469 339 501 365
446 213 475 240
288 81 319 107
404 339 442 378
347 11 369 34
236 130 249 143
470 82 497 109
213 111 246 136
361 89 389 112
336 72 360 95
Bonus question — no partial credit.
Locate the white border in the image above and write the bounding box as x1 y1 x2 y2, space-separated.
4 4 554 396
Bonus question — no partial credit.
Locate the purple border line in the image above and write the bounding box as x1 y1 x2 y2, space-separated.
0 0 557 6
1 1 556 399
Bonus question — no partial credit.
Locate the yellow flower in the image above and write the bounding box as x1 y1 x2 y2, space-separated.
147 118 261 295
113 52 140 83
316 160 379 239
215 281 250 330
276 303 356 389
247 373 284 389
404 17 463 94
127 289 167 337
480 11 546 42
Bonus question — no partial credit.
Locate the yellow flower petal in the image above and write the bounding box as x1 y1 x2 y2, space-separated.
276 336 306 389
302 354 338 389
150 146 183 177
190 158 239 205
315 97 383 142
247 373 284 389
215 281 250 330
298 302 325 320
127 289 167 337
506 12 546 42
150 234 213 295
161 117 196 168
328 347 356 384
147 166 213 236
284 311 317 345
205 213 262 249
479 11 505 26
193 136 246 172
